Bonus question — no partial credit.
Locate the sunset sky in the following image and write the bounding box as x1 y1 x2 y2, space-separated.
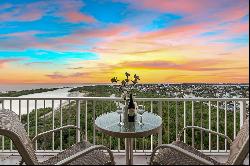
0 0 249 84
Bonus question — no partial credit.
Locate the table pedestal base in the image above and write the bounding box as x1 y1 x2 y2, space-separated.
125 138 133 165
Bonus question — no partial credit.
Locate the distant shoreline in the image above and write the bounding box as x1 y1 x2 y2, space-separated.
0 83 248 85
0 83 249 93
0 84 96 93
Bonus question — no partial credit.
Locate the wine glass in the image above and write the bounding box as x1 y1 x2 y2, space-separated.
116 103 124 126
137 105 145 125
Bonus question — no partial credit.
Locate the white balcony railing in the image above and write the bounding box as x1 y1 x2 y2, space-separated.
0 97 248 156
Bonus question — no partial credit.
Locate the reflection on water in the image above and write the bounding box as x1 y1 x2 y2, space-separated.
1 88 72 115
0 83 108 92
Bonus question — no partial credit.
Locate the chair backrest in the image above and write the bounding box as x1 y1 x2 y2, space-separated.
0 109 38 165
227 117 249 165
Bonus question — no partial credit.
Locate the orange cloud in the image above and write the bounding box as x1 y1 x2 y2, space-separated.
118 59 247 71
24 62 53 66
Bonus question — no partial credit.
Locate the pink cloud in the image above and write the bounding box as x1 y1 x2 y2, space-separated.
224 21 249 35
0 58 25 68
128 0 215 14
46 72 90 79
90 23 216 54
0 31 43 50
0 1 247 53
211 3 249 23
0 25 129 50
0 2 44 22
0 0 96 23
89 1 248 54
55 0 96 23
0 1 50 22
47 25 131 48
70 72 89 77
78 25 131 38
46 72 67 79
119 0 248 23
0 3 12 10
143 22 208 39
62 11 95 23
91 16 248 56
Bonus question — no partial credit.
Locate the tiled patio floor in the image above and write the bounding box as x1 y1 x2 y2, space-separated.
0 154 249 165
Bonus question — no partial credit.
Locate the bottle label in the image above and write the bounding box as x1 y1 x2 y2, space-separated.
128 108 135 116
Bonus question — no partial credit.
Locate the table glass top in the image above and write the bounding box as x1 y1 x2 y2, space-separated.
95 111 162 133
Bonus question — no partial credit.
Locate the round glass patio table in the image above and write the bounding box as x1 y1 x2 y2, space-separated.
95 111 162 165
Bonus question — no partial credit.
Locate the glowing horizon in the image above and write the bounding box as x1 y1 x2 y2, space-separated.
0 0 249 84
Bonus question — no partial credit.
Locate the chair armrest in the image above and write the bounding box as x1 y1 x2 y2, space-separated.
177 126 233 144
149 144 214 165
32 125 83 143
55 145 115 165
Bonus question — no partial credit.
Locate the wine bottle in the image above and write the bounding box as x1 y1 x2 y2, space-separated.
123 99 129 124
128 93 135 122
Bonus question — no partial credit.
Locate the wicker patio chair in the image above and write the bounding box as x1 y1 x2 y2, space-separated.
150 117 249 165
0 109 115 165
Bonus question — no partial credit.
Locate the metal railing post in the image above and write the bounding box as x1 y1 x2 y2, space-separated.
192 101 195 148
239 100 247 127
150 101 153 151
76 100 81 143
183 101 186 143
93 101 96 145
208 101 211 151
85 100 88 141
2 99 4 109
158 101 162 146
52 100 55 151
35 100 38 150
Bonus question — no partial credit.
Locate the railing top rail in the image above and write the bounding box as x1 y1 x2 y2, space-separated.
0 97 248 101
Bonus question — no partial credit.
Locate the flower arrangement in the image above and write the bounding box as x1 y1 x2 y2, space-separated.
111 72 140 100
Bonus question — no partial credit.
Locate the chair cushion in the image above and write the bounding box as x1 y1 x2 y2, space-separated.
40 141 111 165
152 141 221 165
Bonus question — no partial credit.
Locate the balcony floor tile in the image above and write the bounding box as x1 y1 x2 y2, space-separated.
0 154 248 165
